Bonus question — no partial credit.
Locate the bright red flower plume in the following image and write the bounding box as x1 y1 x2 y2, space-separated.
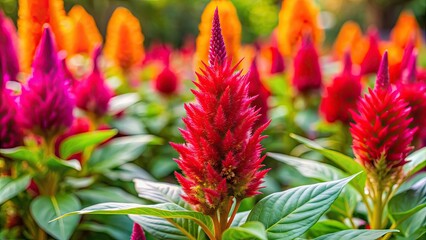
171 8 269 215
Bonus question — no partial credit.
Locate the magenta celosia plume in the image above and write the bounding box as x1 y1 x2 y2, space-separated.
247 59 270 128
359 29 382 76
131 223 146 240
320 52 362 124
19 25 74 141
350 52 415 173
154 65 179 95
0 10 20 83
0 90 23 149
270 46 285 74
398 52 426 142
75 45 112 119
171 8 269 215
292 35 322 93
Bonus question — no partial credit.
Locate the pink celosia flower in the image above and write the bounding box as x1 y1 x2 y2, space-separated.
0 10 20 83
270 46 285 74
320 52 362 124
247 59 269 128
154 65 179 95
0 90 23 148
359 30 382 76
130 223 146 240
350 52 415 175
75 45 112 119
397 52 426 143
292 35 322 93
19 25 74 141
171 8 269 215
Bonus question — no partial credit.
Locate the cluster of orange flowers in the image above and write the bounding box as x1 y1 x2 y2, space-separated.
18 0 144 73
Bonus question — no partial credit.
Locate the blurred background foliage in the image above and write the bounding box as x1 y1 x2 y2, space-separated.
0 0 425 48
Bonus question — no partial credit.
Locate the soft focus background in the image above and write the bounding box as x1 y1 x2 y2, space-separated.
1 0 425 47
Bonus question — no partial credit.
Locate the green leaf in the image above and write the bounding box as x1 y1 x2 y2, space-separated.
46 157 81 171
388 178 426 223
104 163 155 182
0 147 38 164
329 186 359 219
108 93 140 115
307 220 350 238
133 179 189 209
0 175 31 205
52 202 213 235
403 147 426 177
59 129 118 159
247 174 359 239
76 186 145 206
222 221 267 240
268 152 346 182
231 211 250 227
88 135 161 172
290 134 366 193
313 229 398 240
130 215 206 240
395 208 426 238
31 194 81 240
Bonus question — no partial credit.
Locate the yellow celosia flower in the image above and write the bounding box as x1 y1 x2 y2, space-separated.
104 7 144 71
18 0 72 72
333 21 363 60
68 5 102 55
277 0 323 56
390 11 423 49
195 0 241 70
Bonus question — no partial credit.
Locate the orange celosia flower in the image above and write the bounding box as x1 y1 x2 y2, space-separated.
68 5 102 55
195 0 241 70
18 0 72 72
104 7 144 71
333 21 363 60
390 11 423 49
277 0 323 56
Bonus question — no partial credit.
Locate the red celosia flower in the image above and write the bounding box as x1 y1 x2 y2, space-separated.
171 8 269 215
389 38 414 84
320 52 362 124
0 90 23 148
75 45 113 119
359 29 382 76
350 52 415 174
247 59 270 128
142 43 172 66
397 52 426 142
19 25 74 141
131 223 146 240
292 35 322 93
270 46 285 74
154 65 179 95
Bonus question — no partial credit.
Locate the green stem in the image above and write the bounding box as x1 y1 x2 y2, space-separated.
380 222 397 240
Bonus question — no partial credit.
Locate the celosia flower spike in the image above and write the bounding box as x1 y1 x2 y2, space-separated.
131 223 146 240
19 25 74 141
209 7 227 67
350 52 415 178
247 58 269 128
375 51 390 91
402 51 417 84
0 89 23 148
75 45 112 119
172 9 269 215
0 11 20 83
319 51 361 124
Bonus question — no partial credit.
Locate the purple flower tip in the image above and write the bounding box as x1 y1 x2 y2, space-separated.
32 24 59 75
375 51 390 91
0 10 20 83
92 44 103 71
342 51 353 75
208 7 227 66
130 223 146 240
402 51 417 84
